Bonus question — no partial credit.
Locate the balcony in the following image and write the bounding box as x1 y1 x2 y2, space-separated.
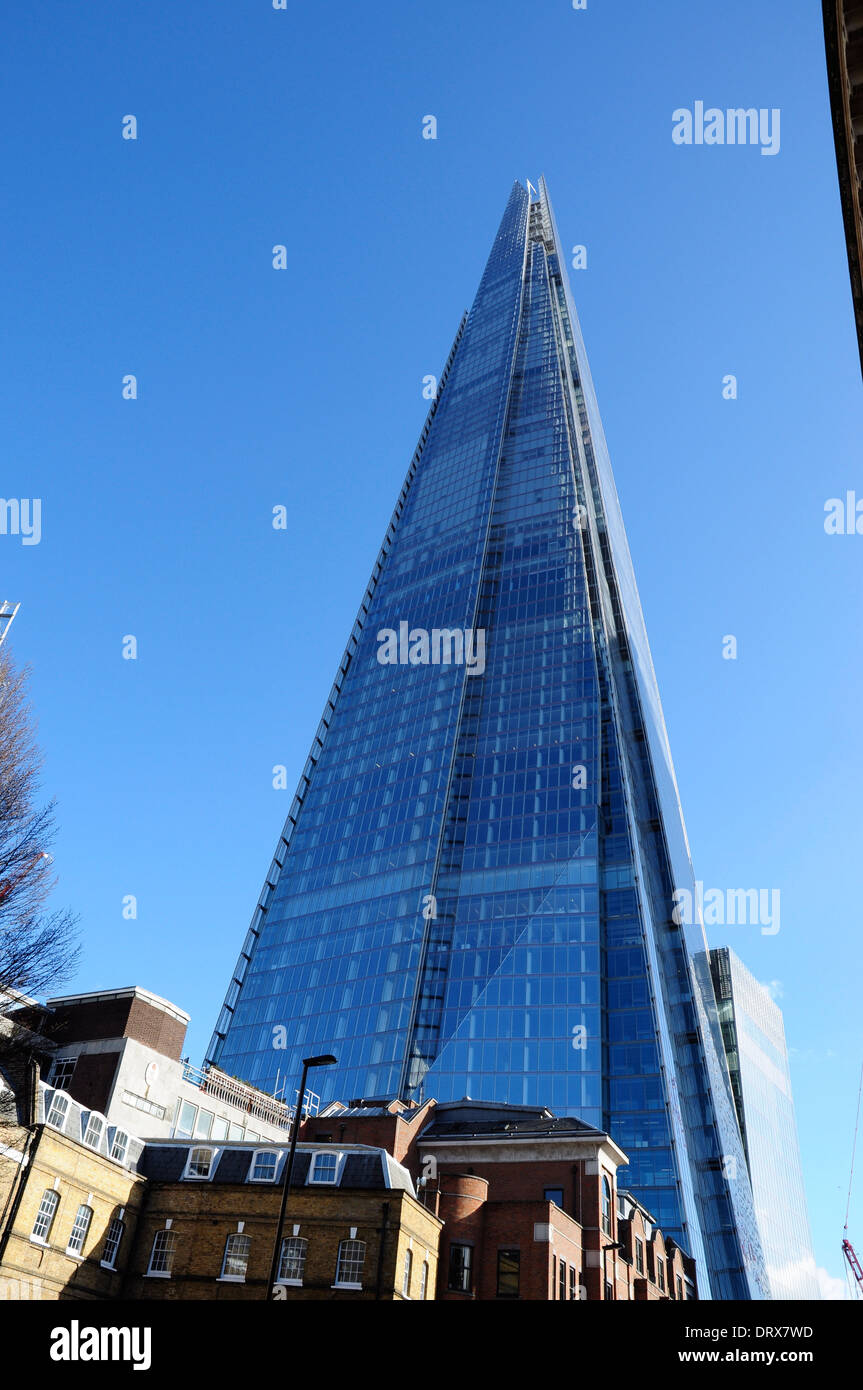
180 1062 320 1131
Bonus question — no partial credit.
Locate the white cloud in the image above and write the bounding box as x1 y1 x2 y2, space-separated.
816 1265 851 1301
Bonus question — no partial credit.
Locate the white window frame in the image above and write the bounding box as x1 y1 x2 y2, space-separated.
101 1216 125 1270
110 1129 129 1164
218 1232 251 1283
46 1091 70 1132
31 1189 60 1245
66 1204 93 1258
277 1235 308 1287
402 1247 413 1298
309 1150 341 1185
49 1056 78 1090
420 1259 429 1300
82 1113 106 1152
333 1237 366 1290
183 1146 217 1180
249 1150 280 1183
146 1228 176 1278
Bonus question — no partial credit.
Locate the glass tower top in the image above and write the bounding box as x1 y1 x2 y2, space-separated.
208 179 769 1300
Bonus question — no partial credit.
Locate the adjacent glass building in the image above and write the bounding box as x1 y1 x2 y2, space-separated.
208 179 769 1298
706 947 820 1299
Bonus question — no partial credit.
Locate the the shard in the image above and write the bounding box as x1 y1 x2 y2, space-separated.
208 179 769 1299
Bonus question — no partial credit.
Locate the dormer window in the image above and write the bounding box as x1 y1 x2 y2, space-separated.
46 1091 70 1132
83 1114 105 1151
110 1130 129 1164
185 1147 216 1179
310 1151 339 1184
250 1151 279 1182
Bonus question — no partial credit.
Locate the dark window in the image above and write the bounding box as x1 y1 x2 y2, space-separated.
496 1248 519 1299
448 1243 472 1293
314 1132 333 1142
635 1237 644 1274
604 1279 614 1301
657 1256 665 1292
558 1258 566 1300
544 1187 564 1208
601 1176 612 1236
569 1265 576 1300
676 1274 683 1301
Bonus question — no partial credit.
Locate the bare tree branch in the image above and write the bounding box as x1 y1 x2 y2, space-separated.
0 647 79 1010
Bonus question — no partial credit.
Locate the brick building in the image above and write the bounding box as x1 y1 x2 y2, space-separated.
14 986 300 1145
824 0 863 375
300 1098 697 1301
1 989 697 1302
0 1076 146 1300
124 1139 441 1301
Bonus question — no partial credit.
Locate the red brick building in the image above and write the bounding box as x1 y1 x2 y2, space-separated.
301 1098 697 1301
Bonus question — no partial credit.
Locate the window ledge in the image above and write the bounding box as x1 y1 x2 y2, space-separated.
276 1278 303 1287
65 1250 85 1262
100 1261 118 1272
144 1271 171 1279
332 1282 362 1290
218 1275 247 1283
29 1236 50 1247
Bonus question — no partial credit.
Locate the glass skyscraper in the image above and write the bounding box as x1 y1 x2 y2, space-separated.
706 948 820 1300
208 179 769 1299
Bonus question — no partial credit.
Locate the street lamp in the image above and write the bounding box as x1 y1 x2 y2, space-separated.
266 1053 337 1299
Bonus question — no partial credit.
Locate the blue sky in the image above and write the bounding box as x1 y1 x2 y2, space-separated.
1 0 860 1296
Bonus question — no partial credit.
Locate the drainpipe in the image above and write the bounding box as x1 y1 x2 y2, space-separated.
375 1201 390 1300
0 1061 43 1266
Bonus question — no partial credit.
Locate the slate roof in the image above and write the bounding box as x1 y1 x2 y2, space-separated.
138 1142 413 1192
418 1101 607 1143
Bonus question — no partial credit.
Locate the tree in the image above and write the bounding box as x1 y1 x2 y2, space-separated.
0 646 79 1008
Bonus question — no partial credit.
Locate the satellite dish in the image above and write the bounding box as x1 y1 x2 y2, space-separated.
145 1062 159 1088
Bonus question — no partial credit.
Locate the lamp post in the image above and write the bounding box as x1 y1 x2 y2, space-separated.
266 1053 336 1299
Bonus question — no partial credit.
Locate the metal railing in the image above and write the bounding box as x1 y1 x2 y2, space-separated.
180 1062 320 1130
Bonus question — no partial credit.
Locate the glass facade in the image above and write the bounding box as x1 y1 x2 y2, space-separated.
707 948 820 1299
208 179 768 1299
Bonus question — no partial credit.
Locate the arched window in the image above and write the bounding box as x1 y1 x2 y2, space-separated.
310 1151 339 1184
278 1236 308 1284
110 1130 129 1164
602 1176 612 1237
185 1147 215 1179
147 1229 176 1276
335 1238 366 1288
102 1216 125 1269
220 1233 251 1281
31 1190 60 1243
66 1204 93 1256
250 1151 278 1182
83 1113 105 1151
402 1248 413 1297
420 1260 429 1299
46 1092 69 1131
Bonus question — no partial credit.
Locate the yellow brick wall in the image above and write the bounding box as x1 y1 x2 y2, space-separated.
0 1126 145 1300
125 1183 441 1301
